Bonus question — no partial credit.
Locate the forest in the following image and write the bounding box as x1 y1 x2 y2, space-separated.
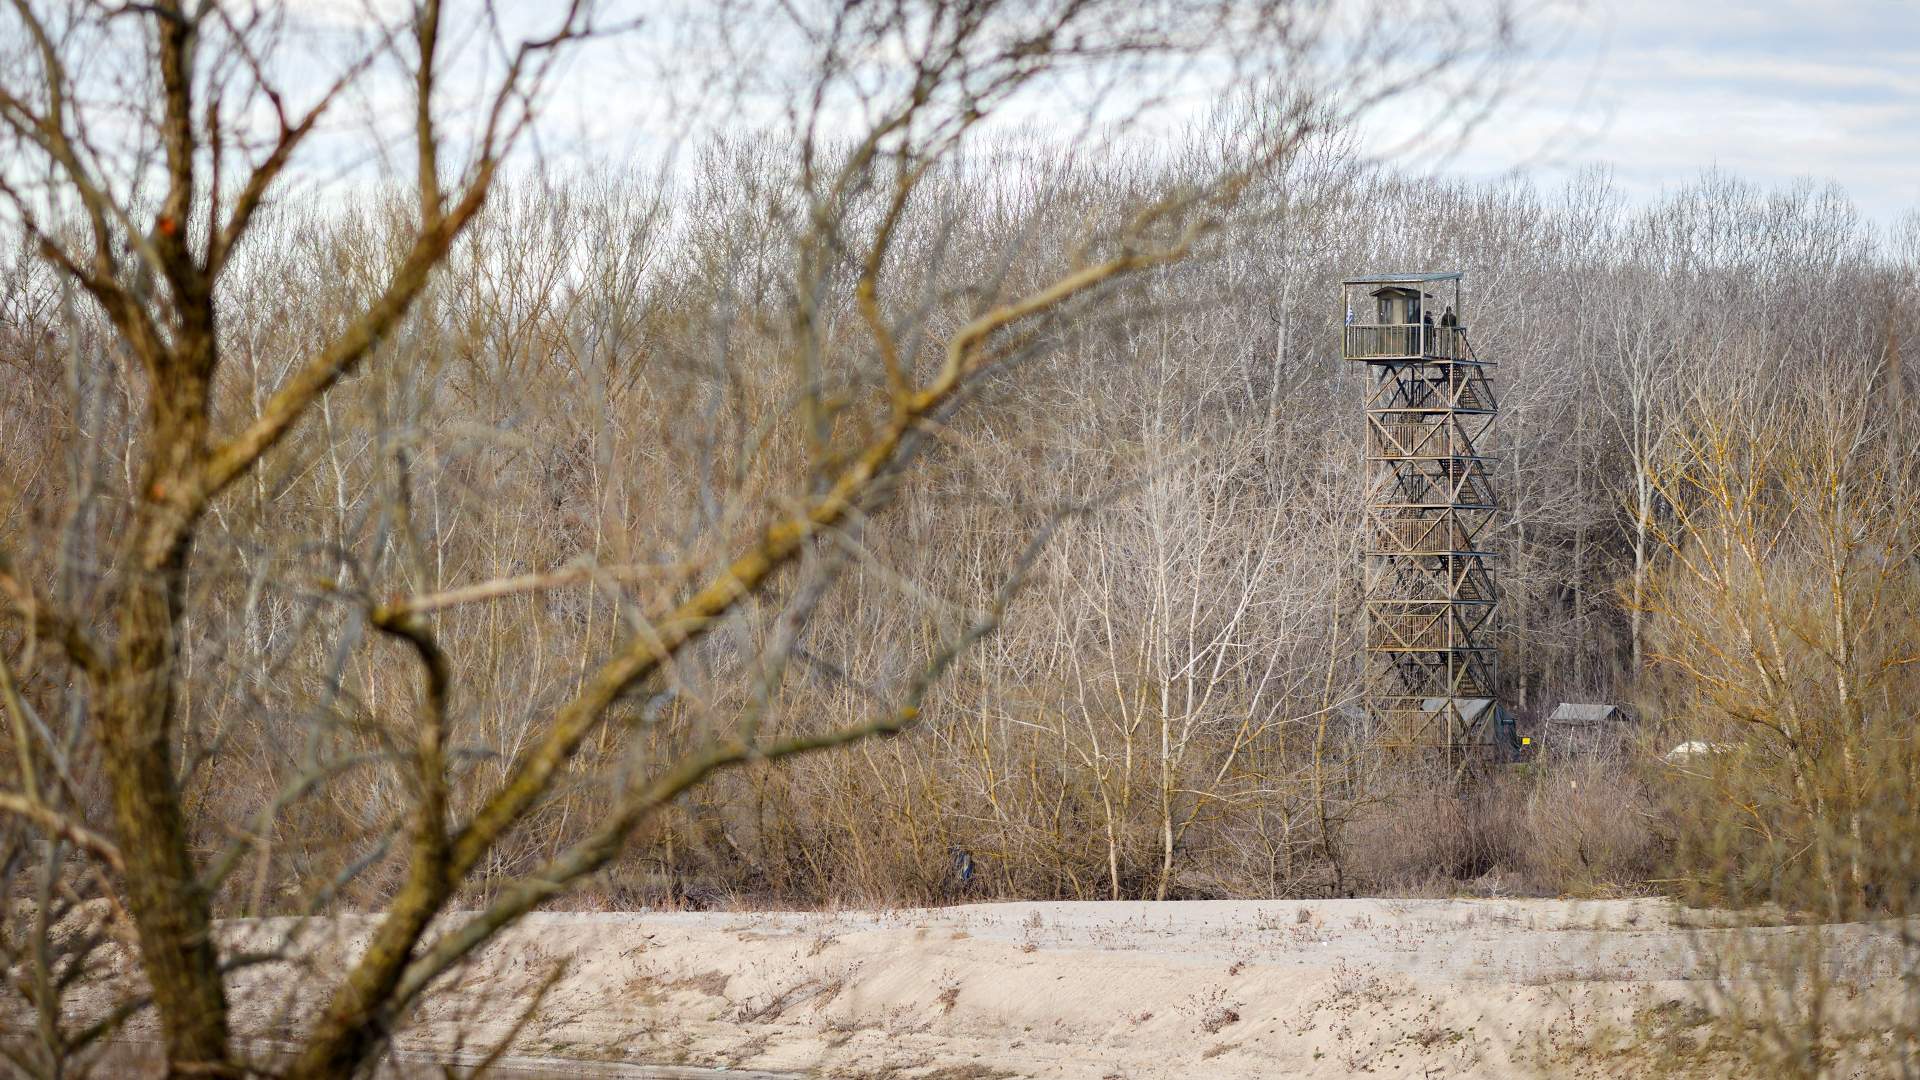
9 129 1915 906
0 0 1915 1075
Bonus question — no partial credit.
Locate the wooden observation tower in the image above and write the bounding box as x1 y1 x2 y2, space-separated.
1341 272 1505 765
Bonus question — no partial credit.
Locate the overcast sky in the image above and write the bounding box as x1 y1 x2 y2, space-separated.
1447 0 1920 228
274 0 1920 233
585 0 1920 229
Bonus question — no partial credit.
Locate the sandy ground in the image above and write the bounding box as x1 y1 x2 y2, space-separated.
60 898 1909 1077
177 898 1901 1078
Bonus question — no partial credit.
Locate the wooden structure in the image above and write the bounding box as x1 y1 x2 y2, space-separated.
1342 272 1502 764
1544 703 1633 756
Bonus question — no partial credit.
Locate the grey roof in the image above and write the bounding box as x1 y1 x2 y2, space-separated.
1342 271 1464 285
1420 697 1494 723
1548 702 1625 723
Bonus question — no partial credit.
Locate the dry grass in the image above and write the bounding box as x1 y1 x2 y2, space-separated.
1341 756 1662 900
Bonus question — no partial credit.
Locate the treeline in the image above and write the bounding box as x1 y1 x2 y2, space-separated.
3 136 1915 911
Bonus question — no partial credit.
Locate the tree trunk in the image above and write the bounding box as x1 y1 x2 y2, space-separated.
1630 475 1651 673
100 365 232 1073
103 550 230 1068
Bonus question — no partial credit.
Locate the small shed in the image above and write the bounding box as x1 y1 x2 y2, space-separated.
1544 702 1634 755
1420 696 1496 728
1371 284 1425 325
1416 697 1526 761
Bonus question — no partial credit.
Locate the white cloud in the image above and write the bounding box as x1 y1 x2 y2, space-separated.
1416 0 1920 227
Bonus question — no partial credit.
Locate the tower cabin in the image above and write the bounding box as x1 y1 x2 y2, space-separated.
1342 272 1468 361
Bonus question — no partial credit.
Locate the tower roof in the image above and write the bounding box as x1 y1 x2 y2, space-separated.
1342 271 1463 286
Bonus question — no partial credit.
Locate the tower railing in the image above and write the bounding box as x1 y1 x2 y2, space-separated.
1341 324 1471 360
